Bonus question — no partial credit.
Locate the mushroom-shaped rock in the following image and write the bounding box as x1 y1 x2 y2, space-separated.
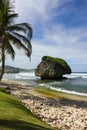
35 56 72 80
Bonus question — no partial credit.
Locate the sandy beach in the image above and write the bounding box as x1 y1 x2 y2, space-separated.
0 80 87 130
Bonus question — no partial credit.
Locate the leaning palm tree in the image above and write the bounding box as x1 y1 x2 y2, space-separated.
0 0 32 81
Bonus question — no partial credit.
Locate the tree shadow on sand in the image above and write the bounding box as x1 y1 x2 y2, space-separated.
0 119 53 130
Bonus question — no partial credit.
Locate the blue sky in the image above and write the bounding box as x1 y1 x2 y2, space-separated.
6 0 87 72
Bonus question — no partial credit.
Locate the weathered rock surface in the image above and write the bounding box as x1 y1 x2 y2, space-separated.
35 56 71 79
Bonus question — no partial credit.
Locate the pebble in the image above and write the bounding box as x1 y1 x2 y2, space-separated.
1 81 87 130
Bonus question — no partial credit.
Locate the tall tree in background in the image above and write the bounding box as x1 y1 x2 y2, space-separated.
0 0 32 81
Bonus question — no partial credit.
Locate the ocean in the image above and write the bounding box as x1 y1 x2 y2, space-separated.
3 70 87 96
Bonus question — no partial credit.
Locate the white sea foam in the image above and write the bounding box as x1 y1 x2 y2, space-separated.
15 75 21 79
14 72 35 79
17 72 35 77
65 73 87 79
39 82 87 97
3 72 87 96
82 76 87 79
50 87 87 97
39 84 45 86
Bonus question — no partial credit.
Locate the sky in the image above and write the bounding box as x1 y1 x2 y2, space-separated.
6 0 87 72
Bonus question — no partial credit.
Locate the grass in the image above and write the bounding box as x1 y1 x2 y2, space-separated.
35 87 87 101
0 87 54 130
42 56 71 71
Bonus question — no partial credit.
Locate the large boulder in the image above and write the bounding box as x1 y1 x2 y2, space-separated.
35 56 72 80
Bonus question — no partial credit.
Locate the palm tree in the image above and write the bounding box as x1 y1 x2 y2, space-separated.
0 0 33 81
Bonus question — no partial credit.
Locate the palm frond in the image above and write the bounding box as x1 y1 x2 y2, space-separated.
7 13 18 25
0 0 17 27
17 23 33 39
7 25 28 33
0 0 33 81
5 42 15 60
11 32 32 54
7 32 32 57
7 32 24 49
13 32 32 51
4 0 15 14
0 0 3 9
7 23 33 39
12 32 30 43
0 0 33 70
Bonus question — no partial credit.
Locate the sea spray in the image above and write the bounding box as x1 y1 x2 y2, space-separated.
3 71 87 96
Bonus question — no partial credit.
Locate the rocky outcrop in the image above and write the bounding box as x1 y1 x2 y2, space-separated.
35 56 71 79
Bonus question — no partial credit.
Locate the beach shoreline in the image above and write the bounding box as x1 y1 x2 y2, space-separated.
0 80 87 130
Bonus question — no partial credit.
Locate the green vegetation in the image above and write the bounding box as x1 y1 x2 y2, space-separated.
42 56 71 71
35 87 87 101
0 87 54 130
0 0 32 80
0 87 6 93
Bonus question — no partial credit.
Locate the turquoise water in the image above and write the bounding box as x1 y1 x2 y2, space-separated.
3 71 87 96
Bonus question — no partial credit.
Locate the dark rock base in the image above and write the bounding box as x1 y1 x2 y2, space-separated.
41 76 67 81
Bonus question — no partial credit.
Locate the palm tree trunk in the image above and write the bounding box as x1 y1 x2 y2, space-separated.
0 46 5 81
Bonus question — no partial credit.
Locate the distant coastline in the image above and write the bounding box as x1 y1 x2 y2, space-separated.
0 65 32 73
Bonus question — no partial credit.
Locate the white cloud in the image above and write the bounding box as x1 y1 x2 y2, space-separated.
6 25 87 71
5 0 87 72
6 22 87 71
31 26 87 71
15 0 49 24
14 0 74 25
